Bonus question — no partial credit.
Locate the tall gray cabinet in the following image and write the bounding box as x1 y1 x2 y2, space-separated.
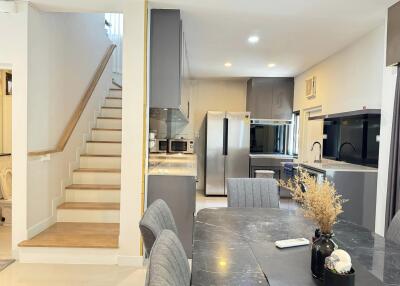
150 9 189 119
247 78 294 120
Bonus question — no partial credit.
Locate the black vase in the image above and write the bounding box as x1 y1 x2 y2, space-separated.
324 268 355 286
311 233 336 280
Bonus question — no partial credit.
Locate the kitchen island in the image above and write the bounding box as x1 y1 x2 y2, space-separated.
300 160 378 232
147 153 197 258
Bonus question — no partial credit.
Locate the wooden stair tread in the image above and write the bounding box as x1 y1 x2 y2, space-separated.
18 222 119 248
66 184 120 190
74 168 121 173
97 116 122 120
58 202 120 210
80 154 121 158
86 140 122 144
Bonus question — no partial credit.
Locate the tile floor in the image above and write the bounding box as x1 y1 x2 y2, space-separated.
0 263 147 286
196 189 298 213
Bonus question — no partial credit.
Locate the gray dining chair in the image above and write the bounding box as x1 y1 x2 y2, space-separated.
227 178 280 208
145 229 191 286
139 199 178 256
387 211 400 245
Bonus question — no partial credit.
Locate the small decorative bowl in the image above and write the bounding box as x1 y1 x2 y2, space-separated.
323 267 355 286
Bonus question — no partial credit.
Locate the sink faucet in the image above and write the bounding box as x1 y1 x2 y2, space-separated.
311 141 322 163
338 142 357 161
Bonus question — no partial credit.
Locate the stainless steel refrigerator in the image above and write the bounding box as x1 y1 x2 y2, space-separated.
205 111 250 195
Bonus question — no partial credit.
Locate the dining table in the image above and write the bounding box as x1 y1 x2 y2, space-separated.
191 208 400 286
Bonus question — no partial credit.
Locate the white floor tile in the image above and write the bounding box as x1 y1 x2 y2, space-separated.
0 263 147 286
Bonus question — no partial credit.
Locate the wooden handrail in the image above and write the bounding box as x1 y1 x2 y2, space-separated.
28 44 117 157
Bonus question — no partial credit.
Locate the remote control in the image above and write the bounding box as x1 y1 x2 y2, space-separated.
275 238 310 249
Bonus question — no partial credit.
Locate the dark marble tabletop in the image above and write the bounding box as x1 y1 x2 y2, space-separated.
191 208 400 286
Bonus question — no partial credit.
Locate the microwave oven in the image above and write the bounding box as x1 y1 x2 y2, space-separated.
168 139 194 154
149 139 168 153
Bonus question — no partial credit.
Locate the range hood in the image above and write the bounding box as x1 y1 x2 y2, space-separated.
149 108 189 123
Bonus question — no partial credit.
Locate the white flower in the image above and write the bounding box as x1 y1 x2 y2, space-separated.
325 249 352 274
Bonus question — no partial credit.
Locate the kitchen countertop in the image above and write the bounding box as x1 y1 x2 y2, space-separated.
148 153 197 177
300 159 378 173
249 153 296 159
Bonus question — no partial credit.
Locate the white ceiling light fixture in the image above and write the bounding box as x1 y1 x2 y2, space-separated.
0 0 17 13
224 62 232 68
268 63 276 68
248 35 260 44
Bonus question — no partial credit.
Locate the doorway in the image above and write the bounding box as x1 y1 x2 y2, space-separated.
300 106 323 163
0 69 12 262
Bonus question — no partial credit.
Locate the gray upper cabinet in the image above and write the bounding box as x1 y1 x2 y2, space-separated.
387 2 400 67
150 9 182 109
247 78 294 120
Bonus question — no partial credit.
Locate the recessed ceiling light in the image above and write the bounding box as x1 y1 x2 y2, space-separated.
248 35 259 44
224 62 232 68
268 63 276 68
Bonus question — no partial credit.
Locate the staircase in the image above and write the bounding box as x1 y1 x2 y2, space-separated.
19 86 123 264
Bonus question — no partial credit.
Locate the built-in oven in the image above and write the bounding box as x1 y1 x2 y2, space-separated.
149 139 168 153
250 119 291 155
168 139 194 154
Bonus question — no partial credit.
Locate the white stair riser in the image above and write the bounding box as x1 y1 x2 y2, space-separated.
92 130 122 142
96 119 122 129
104 98 122 107
109 90 122 97
86 142 121 155
18 247 118 264
73 172 121 185
66 189 120 203
57 209 120 223
80 156 121 169
101 108 122 117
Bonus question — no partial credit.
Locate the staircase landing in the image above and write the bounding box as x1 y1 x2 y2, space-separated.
19 222 119 248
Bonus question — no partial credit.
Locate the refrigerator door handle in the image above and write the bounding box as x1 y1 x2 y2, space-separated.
223 118 228 155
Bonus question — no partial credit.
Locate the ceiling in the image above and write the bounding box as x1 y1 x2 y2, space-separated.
30 0 399 78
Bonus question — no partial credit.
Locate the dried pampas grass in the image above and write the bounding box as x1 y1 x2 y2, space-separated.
279 170 347 234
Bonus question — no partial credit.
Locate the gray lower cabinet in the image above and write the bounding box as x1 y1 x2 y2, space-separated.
247 78 294 120
147 175 196 258
325 171 377 232
249 156 294 197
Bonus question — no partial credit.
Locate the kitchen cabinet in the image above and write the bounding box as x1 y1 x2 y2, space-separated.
387 1 400 66
150 9 189 120
247 78 294 120
147 175 196 258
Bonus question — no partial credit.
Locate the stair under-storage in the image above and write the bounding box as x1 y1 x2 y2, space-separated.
19 87 123 263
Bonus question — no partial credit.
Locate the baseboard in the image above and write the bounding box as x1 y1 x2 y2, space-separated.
117 255 144 266
27 212 56 238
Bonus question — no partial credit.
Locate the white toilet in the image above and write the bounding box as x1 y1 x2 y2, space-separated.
0 168 12 226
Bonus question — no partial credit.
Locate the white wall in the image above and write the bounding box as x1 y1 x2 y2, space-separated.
118 0 146 265
0 1 29 255
375 15 398 236
26 8 112 236
294 24 386 160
